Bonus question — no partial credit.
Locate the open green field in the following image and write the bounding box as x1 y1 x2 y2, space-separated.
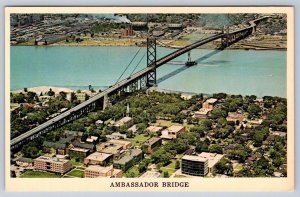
19 171 62 178
67 169 84 178
127 134 150 146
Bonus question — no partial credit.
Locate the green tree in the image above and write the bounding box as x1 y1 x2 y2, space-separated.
208 144 223 154
215 158 233 175
210 107 227 119
247 103 262 118
175 160 180 169
163 171 169 178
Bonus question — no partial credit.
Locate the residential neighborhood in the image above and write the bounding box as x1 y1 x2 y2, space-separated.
10 89 287 178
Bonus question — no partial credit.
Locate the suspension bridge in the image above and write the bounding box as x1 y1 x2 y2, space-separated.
10 16 269 150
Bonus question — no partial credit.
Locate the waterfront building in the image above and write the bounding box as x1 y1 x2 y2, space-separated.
84 152 113 166
84 165 122 178
33 156 72 174
113 149 143 171
202 98 218 110
160 125 185 139
143 137 162 153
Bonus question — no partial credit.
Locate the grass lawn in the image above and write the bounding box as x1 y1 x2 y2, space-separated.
233 164 243 172
125 166 140 178
20 170 62 178
70 159 84 167
127 134 150 146
67 169 84 178
160 167 177 177
165 159 177 169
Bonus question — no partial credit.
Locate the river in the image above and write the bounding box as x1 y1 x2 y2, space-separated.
10 46 287 98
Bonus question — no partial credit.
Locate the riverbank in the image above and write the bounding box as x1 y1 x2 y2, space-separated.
12 34 287 50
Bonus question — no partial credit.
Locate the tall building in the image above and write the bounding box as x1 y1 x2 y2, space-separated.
181 155 208 177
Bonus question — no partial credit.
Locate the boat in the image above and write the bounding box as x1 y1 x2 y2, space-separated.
185 51 197 67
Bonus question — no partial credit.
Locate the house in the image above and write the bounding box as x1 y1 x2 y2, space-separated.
43 141 68 155
113 149 143 171
107 139 132 149
114 116 133 128
84 165 122 178
202 98 218 110
160 125 185 139
86 136 98 143
70 139 96 152
194 108 211 119
95 119 104 125
16 157 33 167
146 126 163 133
226 112 245 122
83 152 113 166
143 137 162 153
106 132 127 140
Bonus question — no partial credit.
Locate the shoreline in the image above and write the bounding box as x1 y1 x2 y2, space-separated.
11 85 286 99
11 43 287 51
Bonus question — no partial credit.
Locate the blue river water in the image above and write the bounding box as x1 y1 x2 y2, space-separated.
10 46 287 98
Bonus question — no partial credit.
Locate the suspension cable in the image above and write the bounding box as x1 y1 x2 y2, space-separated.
129 52 146 76
115 47 142 84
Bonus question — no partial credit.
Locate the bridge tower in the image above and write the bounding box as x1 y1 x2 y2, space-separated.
146 37 157 87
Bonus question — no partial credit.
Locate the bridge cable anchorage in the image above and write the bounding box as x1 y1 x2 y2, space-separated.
130 52 146 76
115 47 142 84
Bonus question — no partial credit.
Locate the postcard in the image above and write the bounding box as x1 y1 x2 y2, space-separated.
5 6 294 192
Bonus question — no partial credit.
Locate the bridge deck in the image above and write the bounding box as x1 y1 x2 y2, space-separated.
10 16 269 148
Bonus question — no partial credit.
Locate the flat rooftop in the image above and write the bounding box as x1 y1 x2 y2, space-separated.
114 149 142 165
198 152 224 168
182 155 208 163
145 137 161 145
205 98 218 104
108 139 132 146
98 144 123 155
34 156 69 164
146 126 163 132
85 152 112 162
166 125 185 133
85 165 112 174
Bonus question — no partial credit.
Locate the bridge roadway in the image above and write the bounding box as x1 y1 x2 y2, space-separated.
11 16 269 148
